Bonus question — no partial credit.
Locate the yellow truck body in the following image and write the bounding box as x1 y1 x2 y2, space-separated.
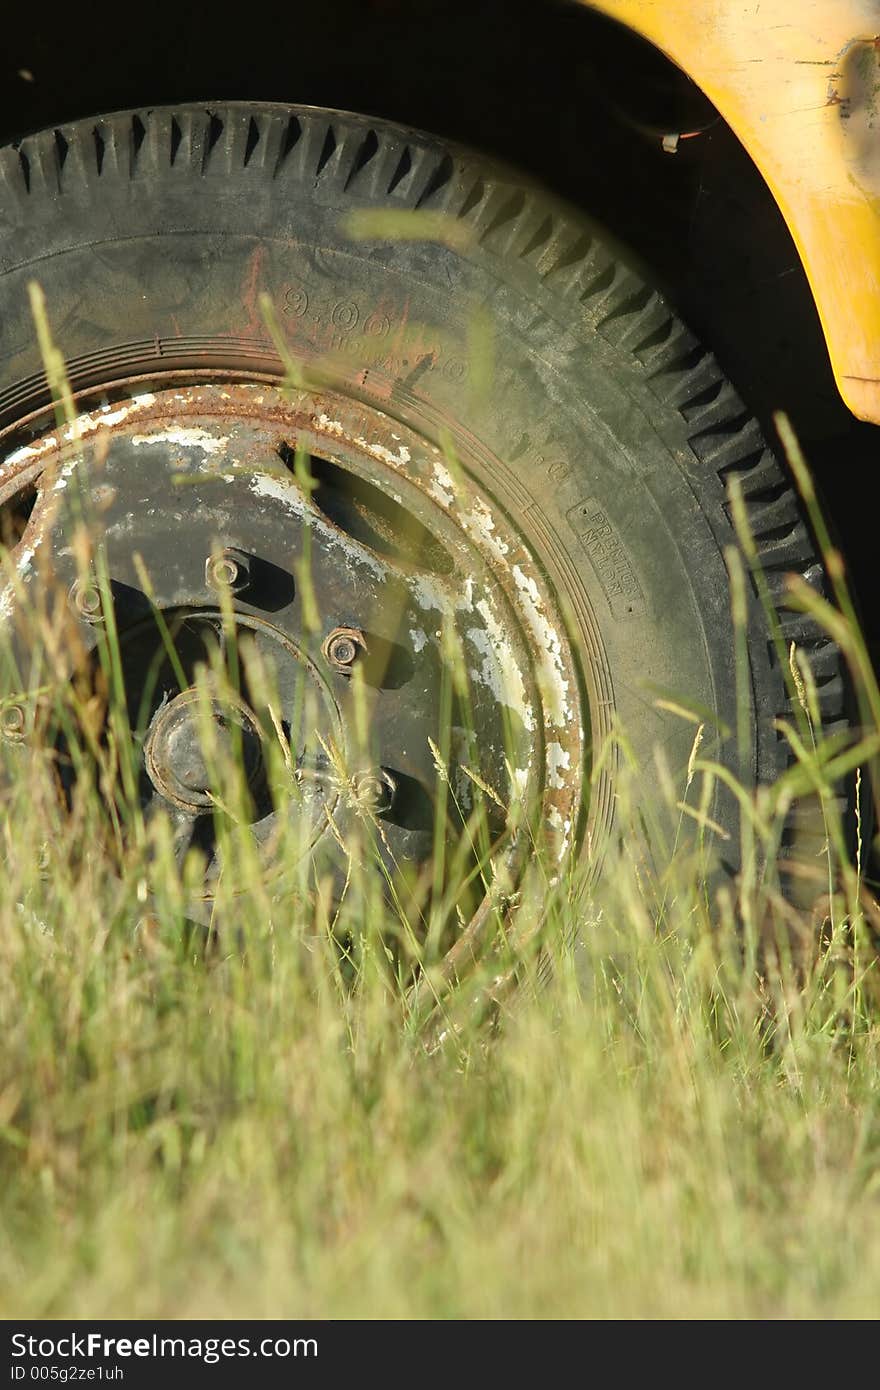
581 0 880 425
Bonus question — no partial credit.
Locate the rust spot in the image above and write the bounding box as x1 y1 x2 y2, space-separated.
242 244 268 337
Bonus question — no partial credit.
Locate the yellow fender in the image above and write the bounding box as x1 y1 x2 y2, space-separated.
583 0 880 425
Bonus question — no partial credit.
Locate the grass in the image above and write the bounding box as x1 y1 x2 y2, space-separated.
2 809 880 1320
1 294 880 1320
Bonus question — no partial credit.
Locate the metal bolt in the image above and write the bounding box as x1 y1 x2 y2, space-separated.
206 548 251 595
0 703 26 742
323 626 366 673
69 577 103 624
354 768 396 813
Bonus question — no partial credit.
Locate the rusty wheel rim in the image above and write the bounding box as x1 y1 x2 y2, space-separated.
0 378 586 997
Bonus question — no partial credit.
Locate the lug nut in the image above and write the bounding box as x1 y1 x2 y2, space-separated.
206 548 251 595
323 626 366 673
0 703 26 742
354 768 396 813
69 577 103 624
328 635 357 667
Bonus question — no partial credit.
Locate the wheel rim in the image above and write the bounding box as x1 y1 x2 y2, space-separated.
0 378 586 987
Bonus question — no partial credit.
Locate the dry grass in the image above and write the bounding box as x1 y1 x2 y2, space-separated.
0 297 879 1321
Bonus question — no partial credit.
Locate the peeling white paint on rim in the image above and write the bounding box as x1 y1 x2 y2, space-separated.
68 395 158 437
316 415 413 471
130 427 229 456
546 803 573 857
1 394 159 477
1 436 58 472
547 805 565 831
50 452 86 493
353 434 411 469
547 741 571 790
0 532 44 616
316 413 346 438
248 471 387 579
426 460 456 509
510 563 572 728
473 597 536 734
460 496 510 565
409 572 459 614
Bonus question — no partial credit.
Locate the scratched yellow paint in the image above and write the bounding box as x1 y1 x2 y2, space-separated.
580 0 880 424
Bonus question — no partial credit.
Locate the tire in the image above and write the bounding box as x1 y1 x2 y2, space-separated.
0 102 848 896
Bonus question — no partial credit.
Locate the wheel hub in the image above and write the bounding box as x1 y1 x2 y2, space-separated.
144 689 263 813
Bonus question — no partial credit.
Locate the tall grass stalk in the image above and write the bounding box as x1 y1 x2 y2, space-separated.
0 294 878 1320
